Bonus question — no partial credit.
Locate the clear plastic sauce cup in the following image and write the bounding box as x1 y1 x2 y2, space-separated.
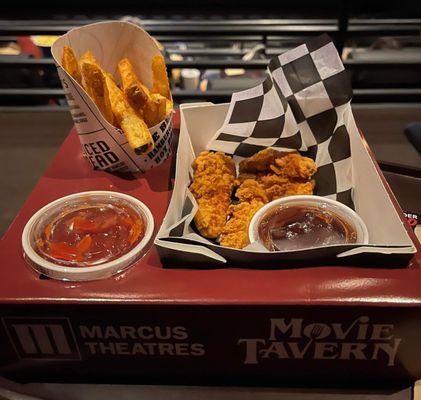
22 191 154 281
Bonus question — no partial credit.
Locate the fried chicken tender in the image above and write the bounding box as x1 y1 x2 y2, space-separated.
259 174 315 200
259 174 289 201
235 179 268 203
264 179 314 200
190 151 235 238
191 148 317 248
192 151 235 176
270 153 317 179
194 195 231 239
190 167 235 198
219 199 265 249
218 163 315 249
235 173 261 186
218 180 268 249
239 148 287 173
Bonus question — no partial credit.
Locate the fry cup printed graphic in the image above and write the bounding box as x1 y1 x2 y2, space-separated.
51 21 173 173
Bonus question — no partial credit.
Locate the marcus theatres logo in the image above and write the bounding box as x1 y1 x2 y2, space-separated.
3 318 81 360
238 316 401 366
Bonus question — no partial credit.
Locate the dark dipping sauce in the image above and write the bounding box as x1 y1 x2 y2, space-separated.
35 203 145 267
258 205 357 251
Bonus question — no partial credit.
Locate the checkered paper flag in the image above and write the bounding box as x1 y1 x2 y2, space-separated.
207 34 354 208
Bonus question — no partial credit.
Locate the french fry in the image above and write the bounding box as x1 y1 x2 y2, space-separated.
118 58 150 112
104 74 154 153
79 50 96 64
143 93 167 127
61 46 82 85
78 51 99 97
79 52 115 125
119 57 171 127
165 98 173 117
151 54 171 100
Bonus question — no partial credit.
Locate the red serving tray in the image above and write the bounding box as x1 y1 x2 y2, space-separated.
0 113 420 306
1 113 421 386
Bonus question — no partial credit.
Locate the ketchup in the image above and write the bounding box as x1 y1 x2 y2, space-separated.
35 202 144 267
258 205 357 251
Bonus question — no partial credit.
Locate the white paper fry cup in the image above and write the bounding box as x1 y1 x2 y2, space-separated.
249 195 369 251
51 21 173 173
22 191 154 281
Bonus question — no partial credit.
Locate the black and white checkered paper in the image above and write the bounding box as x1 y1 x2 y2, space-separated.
207 34 354 208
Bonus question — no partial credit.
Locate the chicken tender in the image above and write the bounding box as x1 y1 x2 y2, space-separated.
263 178 314 200
270 153 317 179
192 151 235 178
235 179 268 203
259 174 289 201
283 181 315 196
236 174 315 203
219 200 265 249
190 151 236 238
190 172 234 199
194 195 231 239
235 173 261 186
239 148 290 173
218 170 315 248
191 148 317 247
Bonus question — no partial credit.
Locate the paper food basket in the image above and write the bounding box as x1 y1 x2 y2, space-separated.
155 36 416 268
51 21 173 173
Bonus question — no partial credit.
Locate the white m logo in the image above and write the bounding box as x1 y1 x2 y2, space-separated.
3 318 80 360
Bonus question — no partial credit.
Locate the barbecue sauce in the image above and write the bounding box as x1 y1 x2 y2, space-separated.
258 205 357 251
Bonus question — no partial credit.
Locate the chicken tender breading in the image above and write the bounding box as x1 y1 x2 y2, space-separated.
236 179 268 203
270 153 316 179
192 151 235 177
190 172 235 198
190 151 236 238
239 148 289 173
239 174 315 202
259 174 314 200
259 174 290 188
219 200 265 249
260 174 290 201
235 173 260 186
194 195 231 239
283 181 314 196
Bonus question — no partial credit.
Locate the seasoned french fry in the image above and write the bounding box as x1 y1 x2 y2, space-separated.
151 54 171 100
165 98 173 117
79 52 115 125
78 51 99 97
118 58 151 111
78 51 98 98
79 50 96 65
104 74 154 153
120 114 154 154
143 93 167 127
61 46 82 85
142 97 158 127
119 57 171 126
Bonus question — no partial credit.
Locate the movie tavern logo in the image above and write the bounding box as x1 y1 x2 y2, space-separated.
237 316 402 366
